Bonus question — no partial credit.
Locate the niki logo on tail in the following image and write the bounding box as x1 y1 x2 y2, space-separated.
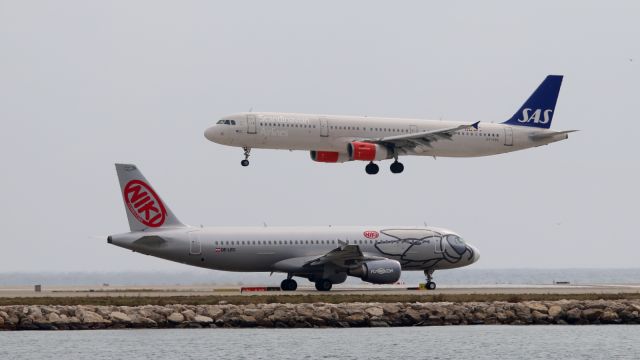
123 180 166 227
517 108 553 124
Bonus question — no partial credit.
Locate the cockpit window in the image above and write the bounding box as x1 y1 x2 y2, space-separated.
447 235 465 245
216 120 236 125
446 234 467 256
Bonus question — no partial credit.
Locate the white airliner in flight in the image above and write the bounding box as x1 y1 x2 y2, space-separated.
108 164 479 291
205 75 575 174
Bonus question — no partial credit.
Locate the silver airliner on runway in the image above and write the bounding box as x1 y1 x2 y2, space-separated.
108 164 479 291
205 75 576 174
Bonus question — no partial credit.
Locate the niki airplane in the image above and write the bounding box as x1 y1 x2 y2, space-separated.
205 75 575 174
108 164 479 291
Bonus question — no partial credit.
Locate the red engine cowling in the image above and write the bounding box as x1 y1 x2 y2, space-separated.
347 142 391 161
310 151 349 163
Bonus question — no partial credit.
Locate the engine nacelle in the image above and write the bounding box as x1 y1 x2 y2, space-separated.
347 142 391 161
348 259 401 284
310 151 350 163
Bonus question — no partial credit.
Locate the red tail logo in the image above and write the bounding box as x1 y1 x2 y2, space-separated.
123 180 167 227
363 230 379 239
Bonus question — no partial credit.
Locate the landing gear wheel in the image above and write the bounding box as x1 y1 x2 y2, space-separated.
314 279 332 291
390 161 404 174
423 269 436 290
280 279 297 291
365 162 379 175
241 146 251 167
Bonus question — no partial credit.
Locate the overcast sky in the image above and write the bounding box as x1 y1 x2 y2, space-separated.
1 1 638 273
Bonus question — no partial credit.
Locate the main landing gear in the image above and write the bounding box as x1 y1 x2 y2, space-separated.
314 279 333 291
240 147 251 167
390 160 404 174
365 162 379 175
364 160 404 174
424 269 437 290
281 276 298 291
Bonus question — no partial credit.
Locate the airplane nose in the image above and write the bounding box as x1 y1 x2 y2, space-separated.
467 245 480 263
204 126 218 142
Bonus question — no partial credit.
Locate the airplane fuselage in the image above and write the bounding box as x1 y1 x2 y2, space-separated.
205 112 569 159
109 225 479 274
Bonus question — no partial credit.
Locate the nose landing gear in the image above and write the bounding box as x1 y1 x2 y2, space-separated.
241 147 251 167
424 269 437 290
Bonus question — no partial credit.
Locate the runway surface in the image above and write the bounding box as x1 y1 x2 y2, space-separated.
1 284 639 298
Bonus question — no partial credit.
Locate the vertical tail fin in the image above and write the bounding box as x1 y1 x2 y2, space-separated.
502 75 563 129
115 163 184 231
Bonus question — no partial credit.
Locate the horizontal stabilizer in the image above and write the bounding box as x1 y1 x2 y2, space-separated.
529 130 578 141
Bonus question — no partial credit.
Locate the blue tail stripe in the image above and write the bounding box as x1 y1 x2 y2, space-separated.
502 75 563 129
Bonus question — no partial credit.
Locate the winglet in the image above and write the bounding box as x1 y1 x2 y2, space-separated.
471 121 480 129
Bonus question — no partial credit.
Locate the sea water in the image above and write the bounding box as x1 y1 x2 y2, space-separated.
1 326 639 360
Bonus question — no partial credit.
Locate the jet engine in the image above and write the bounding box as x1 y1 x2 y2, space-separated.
347 142 391 161
310 151 350 163
348 259 401 284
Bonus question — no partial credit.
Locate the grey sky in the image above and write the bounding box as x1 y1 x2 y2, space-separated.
1 1 638 272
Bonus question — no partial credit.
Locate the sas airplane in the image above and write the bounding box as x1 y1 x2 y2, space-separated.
108 164 479 291
205 75 576 174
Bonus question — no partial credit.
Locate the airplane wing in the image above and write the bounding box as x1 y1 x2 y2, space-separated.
364 121 479 154
271 243 386 273
304 244 384 268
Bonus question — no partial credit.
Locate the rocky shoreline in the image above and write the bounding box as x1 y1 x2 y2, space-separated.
1 300 639 330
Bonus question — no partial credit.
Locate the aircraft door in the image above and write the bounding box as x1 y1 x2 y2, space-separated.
189 231 202 255
434 236 444 253
504 127 513 146
409 125 418 133
319 117 329 137
247 114 257 134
